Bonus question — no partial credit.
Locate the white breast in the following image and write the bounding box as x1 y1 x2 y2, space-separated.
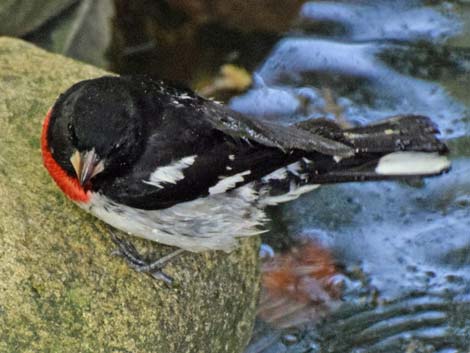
78 184 267 253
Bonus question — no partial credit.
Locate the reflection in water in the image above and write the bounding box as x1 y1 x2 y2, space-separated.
284 159 470 299
237 38 465 137
299 2 460 42
258 241 342 329
316 292 470 353
242 1 470 352
230 83 325 123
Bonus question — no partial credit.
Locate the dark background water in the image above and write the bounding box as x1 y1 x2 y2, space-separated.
2 0 469 352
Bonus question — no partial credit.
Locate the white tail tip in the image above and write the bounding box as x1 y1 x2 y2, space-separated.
375 152 450 176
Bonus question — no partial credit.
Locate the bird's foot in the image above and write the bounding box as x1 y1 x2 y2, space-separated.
109 230 184 284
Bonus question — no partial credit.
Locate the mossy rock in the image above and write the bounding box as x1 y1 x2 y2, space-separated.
0 37 260 353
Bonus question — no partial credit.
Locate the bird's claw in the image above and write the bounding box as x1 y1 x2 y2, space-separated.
109 230 183 285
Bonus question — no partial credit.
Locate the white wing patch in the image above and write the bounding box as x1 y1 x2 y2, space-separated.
143 155 196 188
259 183 319 206
262 167 287 182
262 160 308 183
333 155 343 163
286 161 302 176
209 170 251 195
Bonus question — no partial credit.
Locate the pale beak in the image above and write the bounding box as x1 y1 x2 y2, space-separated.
70 148 105 186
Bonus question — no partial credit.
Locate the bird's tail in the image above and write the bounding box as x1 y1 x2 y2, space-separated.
297 114 450 183
258 115 450 206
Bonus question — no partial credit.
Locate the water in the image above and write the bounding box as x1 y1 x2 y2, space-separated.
236 1 470 352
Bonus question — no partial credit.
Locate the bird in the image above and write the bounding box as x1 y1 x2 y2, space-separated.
41 75 450 277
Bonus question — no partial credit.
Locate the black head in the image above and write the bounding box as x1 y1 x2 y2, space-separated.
47 76 145 186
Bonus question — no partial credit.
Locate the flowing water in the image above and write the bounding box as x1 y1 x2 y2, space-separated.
236 1 470 352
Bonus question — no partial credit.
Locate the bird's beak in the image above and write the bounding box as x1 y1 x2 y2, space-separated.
70 149 105 186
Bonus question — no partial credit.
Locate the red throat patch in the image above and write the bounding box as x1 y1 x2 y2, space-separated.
41 108 90 203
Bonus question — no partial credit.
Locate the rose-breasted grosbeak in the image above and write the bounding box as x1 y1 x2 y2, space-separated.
41 76 450 273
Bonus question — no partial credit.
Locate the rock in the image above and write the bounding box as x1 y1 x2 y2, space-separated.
0 0 76 37
0 1 114 68
26 0 114 68
0 37 260 353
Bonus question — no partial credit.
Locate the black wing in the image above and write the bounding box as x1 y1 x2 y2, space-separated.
94 77 448 210
95 79 304 209
199 101 355 157
123 75 355 157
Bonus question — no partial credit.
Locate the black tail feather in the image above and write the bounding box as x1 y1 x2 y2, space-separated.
296 115 448 155
302 115 450 184
260 115 450 202
342 115 448 154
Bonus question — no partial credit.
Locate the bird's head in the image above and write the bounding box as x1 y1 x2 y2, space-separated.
41 76 144 201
